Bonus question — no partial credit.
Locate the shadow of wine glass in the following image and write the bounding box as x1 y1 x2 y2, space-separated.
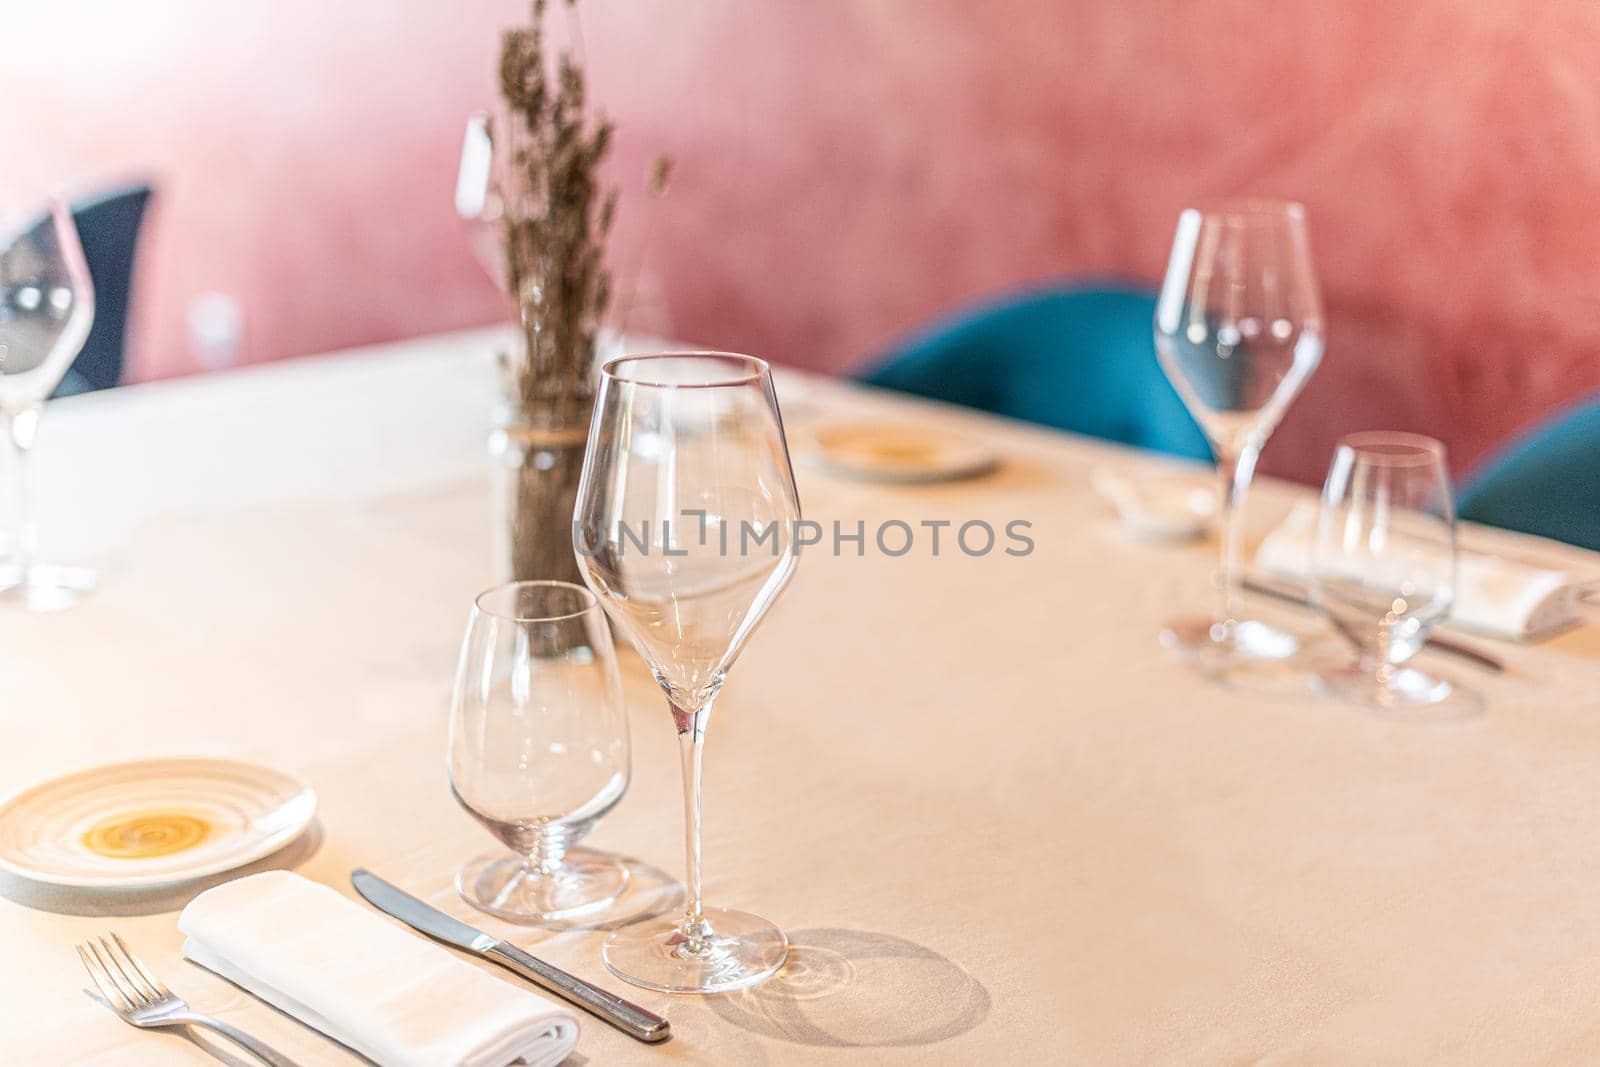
422 852 682 940
0 820 324 917
707 928 990 1048
554 854 683 932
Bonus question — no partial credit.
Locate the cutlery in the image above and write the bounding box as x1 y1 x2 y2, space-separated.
351 868 670 1043
75 932 300 1067
1243 575 1505 673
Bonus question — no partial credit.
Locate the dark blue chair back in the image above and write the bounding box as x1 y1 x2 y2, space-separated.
54 184 152 397
857 283 1211 461
1458 396 1600 551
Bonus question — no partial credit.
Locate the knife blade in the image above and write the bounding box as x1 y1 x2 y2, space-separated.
1242 575 1505 673
350 868 670 1044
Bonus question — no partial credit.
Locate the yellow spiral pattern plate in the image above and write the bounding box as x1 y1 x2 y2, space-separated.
0 758 316 890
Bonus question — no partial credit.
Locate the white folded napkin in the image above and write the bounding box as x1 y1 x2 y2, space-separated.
1256 501 1584 641
178 871 579 1067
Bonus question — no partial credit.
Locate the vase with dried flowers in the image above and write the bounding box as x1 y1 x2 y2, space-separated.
461 0 668 584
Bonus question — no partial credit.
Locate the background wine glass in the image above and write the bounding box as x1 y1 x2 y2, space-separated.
574 352 800 995
1154 199 1323 662
448 580 632 922
0 197 96 611
1311 432 1459 709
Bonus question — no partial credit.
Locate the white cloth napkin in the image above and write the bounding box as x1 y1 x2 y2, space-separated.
178 871 580 1067
1256 501 1584 641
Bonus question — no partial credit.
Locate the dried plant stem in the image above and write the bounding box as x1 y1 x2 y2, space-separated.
488 0 670 583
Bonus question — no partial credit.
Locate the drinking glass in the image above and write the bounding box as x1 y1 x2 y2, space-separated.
574 352 801 994
1311 432 1458 707
1154 199 1323 662
0 197 96 611
449 580 632 922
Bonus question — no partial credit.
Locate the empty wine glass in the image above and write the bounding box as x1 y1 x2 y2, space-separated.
449 580 632 922
0 197 96 611
1154 199 1323 662
574 352 801 994
1311 432 1458 708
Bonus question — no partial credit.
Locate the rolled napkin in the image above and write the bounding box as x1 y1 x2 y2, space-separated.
1256 501 1585 642
179 870 579 1067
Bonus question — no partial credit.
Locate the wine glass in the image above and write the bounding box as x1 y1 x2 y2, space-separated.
1311 432 1458 708
574 352 800 994
0 196 96 611
1154 199 1323 662
449 580 632 922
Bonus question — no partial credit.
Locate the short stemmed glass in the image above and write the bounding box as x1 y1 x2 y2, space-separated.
1154 199 1323 662
574 352 801 995
0 197 96 611
449 580 632 922
1311 432 1459 708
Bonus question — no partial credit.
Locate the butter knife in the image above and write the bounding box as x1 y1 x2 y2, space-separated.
1242 575 1504 673
350 868 670 1043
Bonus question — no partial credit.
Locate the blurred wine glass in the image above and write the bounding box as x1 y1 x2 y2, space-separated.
449 580 632 922
0 197 96 611
1154 199 1323 663
454 113 508 292
1312 432 1459 709
574 352 800 994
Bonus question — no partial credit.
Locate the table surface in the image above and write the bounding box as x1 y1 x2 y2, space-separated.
4 327 1600 1066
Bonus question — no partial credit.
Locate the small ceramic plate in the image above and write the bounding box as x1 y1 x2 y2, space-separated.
0 758 316 890
803 421 1000 484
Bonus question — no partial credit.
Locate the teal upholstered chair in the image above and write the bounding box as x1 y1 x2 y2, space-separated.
56 183 153 397
1458 396 1600 551
857 283 1211 461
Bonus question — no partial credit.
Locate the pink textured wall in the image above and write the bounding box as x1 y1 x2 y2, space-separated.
4 1 1599 483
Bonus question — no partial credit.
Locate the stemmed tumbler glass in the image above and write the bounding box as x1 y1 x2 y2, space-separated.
1155 200 1323 662
574 352 801 994
0 197 96 611
1311 432 1458 708
449 580 632 922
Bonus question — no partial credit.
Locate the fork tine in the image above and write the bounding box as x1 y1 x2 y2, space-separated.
92 936 149 1008
103 934 160 1004
110 932 171 999
77 943 133 1012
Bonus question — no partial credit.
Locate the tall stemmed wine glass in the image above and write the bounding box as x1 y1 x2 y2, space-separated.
0 197 96 611
1154 200 1323 662
574 352 800 995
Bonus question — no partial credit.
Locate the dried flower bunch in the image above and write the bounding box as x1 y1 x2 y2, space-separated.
487 0 669 584
495 0 616 427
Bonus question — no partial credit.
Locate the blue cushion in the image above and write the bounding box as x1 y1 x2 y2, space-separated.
65 184 153 394
857 283 1211 462
1458 396 1600 551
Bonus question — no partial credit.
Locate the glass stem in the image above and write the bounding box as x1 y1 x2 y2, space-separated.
1214 439 1261 632
3 405 41 580
673 695 713 953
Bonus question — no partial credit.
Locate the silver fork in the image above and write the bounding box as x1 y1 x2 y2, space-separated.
76 932 301 1067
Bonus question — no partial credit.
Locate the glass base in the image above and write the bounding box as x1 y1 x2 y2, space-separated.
1312 661 1454 708
0 562 96 613
1159 616 1298 662
603 907 788 994
457 848 629 923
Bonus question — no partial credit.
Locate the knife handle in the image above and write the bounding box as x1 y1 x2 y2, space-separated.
485 941 671 1043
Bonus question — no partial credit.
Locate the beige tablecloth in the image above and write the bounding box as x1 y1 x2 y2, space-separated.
4 327 1600 1065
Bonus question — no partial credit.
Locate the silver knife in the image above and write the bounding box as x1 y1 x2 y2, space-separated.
350 868 670 1043
1242 575 1505 673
